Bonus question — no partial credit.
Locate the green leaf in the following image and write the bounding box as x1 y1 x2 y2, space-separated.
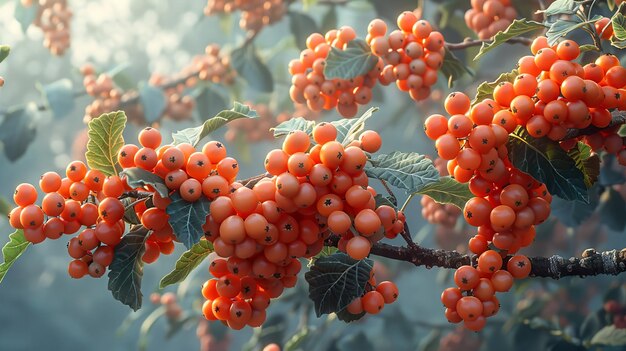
107 227 150 311
0 230 30 284
231 44 274 92
166 192 210 249
542 0 577 16
14 1 38 33
0 45 10 63
285 328 311 351
474 19 545 60
138 83 166 123
579 44 599 53
121 198 142 225
311 246 339 265
546 16 602 46
374 194 397 208
272 117 316 138
568 142 599 188
441 48 473 88
365 151 440 194
611 11 626 41
473 69 518 104
507 127 588 202
107 63 136 91
289 11 319 50
39 79 75 119
0 106 37 161
324 39 378 80
86 111 127 176
591 325 626 346
331 106 378 145
172 102 257 146
599 188 626 232
305 252 373 318
0 197 11 218
193 85 229 122
120 167 169 198
415 176 473 209
159 239 213 288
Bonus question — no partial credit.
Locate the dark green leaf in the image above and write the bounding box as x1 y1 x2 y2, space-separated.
542 0 577 16
441 48 473 88
138 83 166 123
591 325 626 346
311 246 339 265
166 192 210 249
172 102 257 146
0 197 10 218
231 44 274 92
507 127 588 202
473 69 518 104
374 194 397 208
365 151 440 194
39 79 74 119
120 167 169 198
0 45 10 63
0 106 37 161
193 85 229 122
0 230 30 284
599 188 626 231
305 252 373 318
324 39 378 80
474 19 545 60
568 142 599 188
86 111 127 176
159 239 213 288
332 106 378 145
107 227 150 311
289 11 319 50
416 176 473 209
14 1 38 33
550 184 601 227
611 11 626 41
546 16 602 46
121 198 142 225
272 117 316 138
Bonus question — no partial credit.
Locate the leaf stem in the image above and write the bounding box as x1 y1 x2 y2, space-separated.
445 37 532 51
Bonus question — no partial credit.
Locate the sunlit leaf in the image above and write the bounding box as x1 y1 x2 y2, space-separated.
86 111 127 176
473 69 518 104
415 176 473 209
159 239 213 288
332 106 378 145
365 151 440 194
0 230 30 284
324 39 378 80
541 0 577 16
272 117 316 138
591 325 626 346
568 142 599 188
474 19 545 60
0 45 10 63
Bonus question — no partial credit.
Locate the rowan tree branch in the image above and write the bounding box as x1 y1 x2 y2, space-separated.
325 234 626 279
563 111 626 140
445 37 533 51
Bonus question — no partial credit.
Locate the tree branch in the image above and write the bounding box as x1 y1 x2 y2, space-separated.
445 37 533 51
325 235 626 279
563 111 626 140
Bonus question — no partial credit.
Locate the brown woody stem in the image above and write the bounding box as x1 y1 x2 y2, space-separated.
563 111 626 140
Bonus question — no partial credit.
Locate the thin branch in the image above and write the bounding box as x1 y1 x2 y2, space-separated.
563 111 626 140
240 173 270 188
119 190 154 200
445 37 533 51
325 235 626 279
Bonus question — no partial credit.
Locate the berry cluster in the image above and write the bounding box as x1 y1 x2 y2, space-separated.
289 27 382 118
9 161 121 279
345 273 399 316
150 292 183 321
464 0 518 40
192 45 236 85
203 0 287 33
22 0 72 55
196 122 403 328
368 12 445 101
80 65 121 123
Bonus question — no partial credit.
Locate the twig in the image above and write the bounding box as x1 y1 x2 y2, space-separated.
240 173 270 188
445 37 533 51
119 190 154 200
325 234 626 279
563 111 626 140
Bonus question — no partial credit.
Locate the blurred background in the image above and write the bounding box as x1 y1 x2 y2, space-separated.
1 0 626 350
